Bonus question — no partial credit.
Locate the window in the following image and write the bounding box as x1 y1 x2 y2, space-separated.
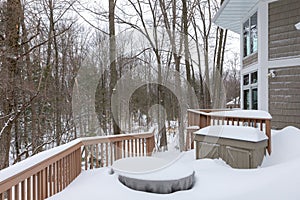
243 74 249 85
243 71 258 110
251 71 257 84
243 12 257 57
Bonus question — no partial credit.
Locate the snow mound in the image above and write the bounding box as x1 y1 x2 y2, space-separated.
262 126 300 167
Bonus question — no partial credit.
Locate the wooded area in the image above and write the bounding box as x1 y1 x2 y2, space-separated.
0 0 239 169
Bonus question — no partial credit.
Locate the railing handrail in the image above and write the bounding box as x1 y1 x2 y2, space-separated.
0 139 82 192
0 130 156 198
187 109 272 120
81 130 155 146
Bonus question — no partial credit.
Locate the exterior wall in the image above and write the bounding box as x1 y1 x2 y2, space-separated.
269 0 300 60
268 0 300 129
268 66 300 129
242 53 258 68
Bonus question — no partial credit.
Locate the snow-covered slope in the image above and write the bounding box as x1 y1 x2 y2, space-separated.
47 127 300 200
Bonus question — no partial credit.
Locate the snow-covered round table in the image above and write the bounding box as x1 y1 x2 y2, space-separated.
112 157 195 194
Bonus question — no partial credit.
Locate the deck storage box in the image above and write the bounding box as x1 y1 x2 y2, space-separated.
194 125 268 169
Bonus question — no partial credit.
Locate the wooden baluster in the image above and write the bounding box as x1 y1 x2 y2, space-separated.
123 140 126 157
206 116 211 127
70 153 74 181
54 162 58 195
7 189 12 200
74 150 77 177
27 176 31 200
60 159 64 191
32 174 36 200
105 143 109 167
21 180 25 200
95 144 99 168
115 141 122 160
260 120 263 131
78 148 82 175
42 169 46 199
127 140 130 157
90 145 94 169
37 172 41 199
61 159 64 190
49 164 53 196
141 139 145 156
135 139 138 156
99 143 103 167
67 155 70 186
138 139 141 156
65 157 68 187
56 161 60 193
45 167 49 198
52 164 55 196
131 140 134 157
266 119 272 154
110 143 114 165
84 146 88 170
0 193 3 200
14 183 19 200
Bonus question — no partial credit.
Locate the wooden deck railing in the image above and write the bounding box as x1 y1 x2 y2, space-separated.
81 130 155 170
187 109 272 154
0 129 155 200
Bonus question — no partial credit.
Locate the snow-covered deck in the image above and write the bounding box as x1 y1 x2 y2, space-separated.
47 127 300 200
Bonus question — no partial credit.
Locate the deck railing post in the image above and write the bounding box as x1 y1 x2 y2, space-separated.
266 119 272 154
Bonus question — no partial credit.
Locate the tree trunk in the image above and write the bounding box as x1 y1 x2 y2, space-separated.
109 0 121 135
0 0 22 169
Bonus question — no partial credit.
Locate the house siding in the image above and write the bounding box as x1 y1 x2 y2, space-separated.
268 0 300 60
269 66 300 129
242 53 258 68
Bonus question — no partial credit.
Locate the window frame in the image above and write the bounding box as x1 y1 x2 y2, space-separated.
242 71 258 110
243 12 258 58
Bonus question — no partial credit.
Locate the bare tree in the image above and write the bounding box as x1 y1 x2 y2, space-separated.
0 0 22 169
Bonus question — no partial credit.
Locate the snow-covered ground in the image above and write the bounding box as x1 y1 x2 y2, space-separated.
47 126 300 200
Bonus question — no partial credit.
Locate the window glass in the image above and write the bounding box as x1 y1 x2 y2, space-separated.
243 74 249 85
251 88 258 110
244 89 250 110
243 12 257 57
243 21 250 56
250 13 258 53
251 71 257 84
243 71 258 110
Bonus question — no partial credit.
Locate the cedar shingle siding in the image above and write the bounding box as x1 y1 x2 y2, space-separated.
269 0 300 60
269 66 300 129
243 53 258 68
268 0 300 129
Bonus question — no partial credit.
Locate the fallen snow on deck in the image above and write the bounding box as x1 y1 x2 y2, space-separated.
48 126 300 200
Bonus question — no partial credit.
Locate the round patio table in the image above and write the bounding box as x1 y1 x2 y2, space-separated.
112 157 195 194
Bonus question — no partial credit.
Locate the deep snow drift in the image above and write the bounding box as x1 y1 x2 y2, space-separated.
48 126 300 200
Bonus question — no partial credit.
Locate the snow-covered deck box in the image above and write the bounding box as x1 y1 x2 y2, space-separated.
194 125 268 169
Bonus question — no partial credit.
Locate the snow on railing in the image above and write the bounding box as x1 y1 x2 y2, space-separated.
187 109 272 154
0 130 155 200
